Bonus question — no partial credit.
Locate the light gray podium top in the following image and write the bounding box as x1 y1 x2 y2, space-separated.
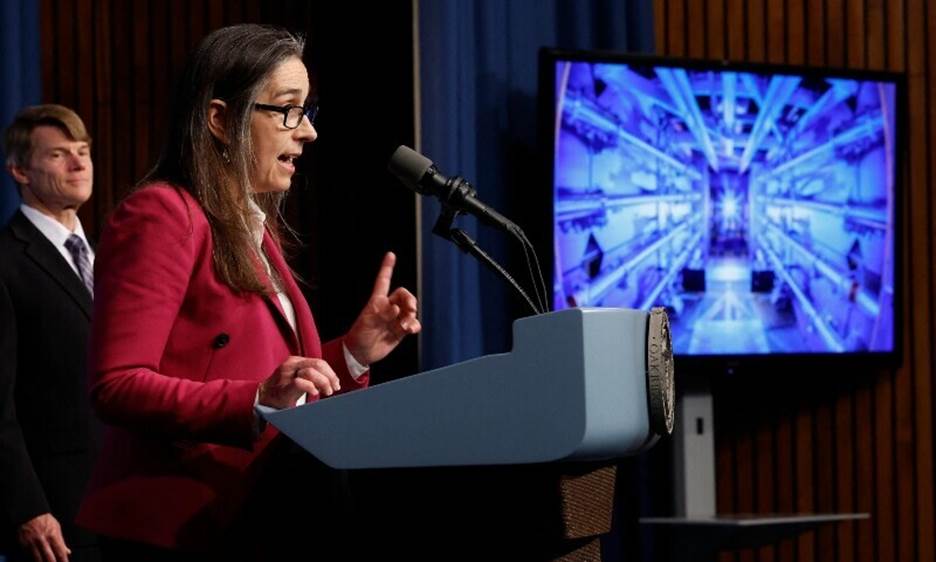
262 307 662 469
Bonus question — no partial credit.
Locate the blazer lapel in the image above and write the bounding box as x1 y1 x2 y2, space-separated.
259 232 305 354
10 212 92 319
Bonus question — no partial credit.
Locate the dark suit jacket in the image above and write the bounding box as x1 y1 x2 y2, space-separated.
0 211 99 557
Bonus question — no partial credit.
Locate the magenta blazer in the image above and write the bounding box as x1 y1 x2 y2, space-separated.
76 183 368 548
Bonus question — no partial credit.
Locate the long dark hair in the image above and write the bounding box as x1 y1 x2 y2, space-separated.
147 24 305 294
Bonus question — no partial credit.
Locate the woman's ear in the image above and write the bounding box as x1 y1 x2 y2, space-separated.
207 99 229 144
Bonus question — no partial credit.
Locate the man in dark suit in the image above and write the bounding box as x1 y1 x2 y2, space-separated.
0 105 99 562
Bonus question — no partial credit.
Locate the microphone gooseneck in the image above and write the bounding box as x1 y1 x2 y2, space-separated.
388 145 548 315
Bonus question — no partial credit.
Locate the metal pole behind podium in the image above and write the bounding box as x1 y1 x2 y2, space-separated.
672 375 716 517
649 374 868 562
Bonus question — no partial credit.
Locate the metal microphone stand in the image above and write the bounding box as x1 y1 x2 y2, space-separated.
431 204 543 316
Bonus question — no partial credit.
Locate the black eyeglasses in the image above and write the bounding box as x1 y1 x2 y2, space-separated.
253 102 319 129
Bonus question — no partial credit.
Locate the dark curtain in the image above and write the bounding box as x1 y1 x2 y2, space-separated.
418 0 654 370
0 0 40 226
417 4 657 560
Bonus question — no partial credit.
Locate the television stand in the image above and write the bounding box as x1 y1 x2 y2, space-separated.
654 375 868 560
639 513 868 561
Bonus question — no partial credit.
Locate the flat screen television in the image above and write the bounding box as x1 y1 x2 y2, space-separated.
539 49 904 368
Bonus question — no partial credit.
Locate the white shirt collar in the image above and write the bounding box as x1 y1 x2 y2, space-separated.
246 198 267 249
245 198 297 332
20 203 91 250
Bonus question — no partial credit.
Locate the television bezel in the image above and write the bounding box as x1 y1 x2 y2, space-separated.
537 47 906 373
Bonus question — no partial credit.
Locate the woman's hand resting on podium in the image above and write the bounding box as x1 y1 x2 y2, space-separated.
258 356 342 409
258 252 419 410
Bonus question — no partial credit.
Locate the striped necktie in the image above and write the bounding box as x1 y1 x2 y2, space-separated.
64 234 93 296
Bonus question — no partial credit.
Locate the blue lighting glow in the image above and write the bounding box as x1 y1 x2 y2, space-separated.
721 193 738 219
550 59 899 356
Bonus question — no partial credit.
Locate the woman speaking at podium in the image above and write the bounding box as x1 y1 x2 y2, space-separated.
76 24 419 561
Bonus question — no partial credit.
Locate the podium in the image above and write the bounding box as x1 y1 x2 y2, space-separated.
262 307 674 560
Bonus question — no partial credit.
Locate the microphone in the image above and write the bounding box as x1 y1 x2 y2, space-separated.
388 146 517 232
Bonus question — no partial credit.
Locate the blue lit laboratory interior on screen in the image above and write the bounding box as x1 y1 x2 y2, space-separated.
552 61 897 355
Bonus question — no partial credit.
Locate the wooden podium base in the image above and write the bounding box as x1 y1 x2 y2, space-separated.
350 461 617 561
237 438 618 561
558 463 617 539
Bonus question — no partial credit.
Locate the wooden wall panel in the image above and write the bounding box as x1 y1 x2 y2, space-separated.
688 0 705 61
903 0 930 560
747 0 766 62
866 0 886 69
826 0 845 66
668 0 686 56
766 0 786 64
854 376 875 562
833 385 856 562
787 0 806 64
727 0 746 60
775 409 795 562
921 6 936 562
807 0 826 64
847 0 866 68
655 1 936 561
707 0 726 59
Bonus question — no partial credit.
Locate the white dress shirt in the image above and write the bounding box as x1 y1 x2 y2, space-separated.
245 200 367 412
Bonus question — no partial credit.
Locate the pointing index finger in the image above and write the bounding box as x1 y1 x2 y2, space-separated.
371 251 396 297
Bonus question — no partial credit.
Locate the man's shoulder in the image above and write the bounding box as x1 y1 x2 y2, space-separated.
0 225 32 291
0 214 65 284
0 213 31 254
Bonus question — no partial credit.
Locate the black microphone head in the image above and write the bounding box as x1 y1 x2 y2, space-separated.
388 146 434 194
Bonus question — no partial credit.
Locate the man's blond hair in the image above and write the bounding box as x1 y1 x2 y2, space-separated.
3 104 91 167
